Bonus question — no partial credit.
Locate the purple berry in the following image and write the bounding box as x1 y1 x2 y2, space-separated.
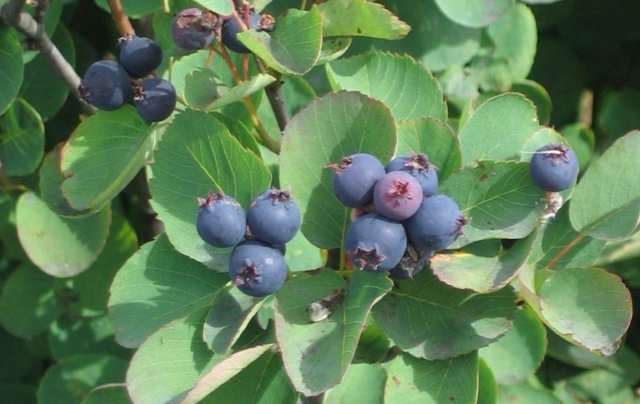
118 35 163 78
373 171 423 220
389 244 433 279
386 154 439 197
405 195 467 251
329 153 385 208
345 213 407 272
196 192 246 248
79 60 132 110
222 7 275 54
134 78 176 122
229 240 287 297
247 189 301 245
172 8 219 50
529 143 579 192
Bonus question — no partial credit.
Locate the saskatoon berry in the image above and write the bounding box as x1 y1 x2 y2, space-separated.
172 8 218 50
118 35 163 79
229 240 287 297
405 194 467 251
389 244 433 280
386 154 439 197
79 60 132 110
247 189 301 245
529 143 579 192
196 192 246 248
329 153 385 208
345 213 407 272
134 78 177 122
373 171 423 221
222 8 275 54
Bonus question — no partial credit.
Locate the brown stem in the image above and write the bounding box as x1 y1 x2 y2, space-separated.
264 78 289 133
107 0 135 37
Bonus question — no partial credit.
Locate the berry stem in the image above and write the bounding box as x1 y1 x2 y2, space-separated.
107 0 135 37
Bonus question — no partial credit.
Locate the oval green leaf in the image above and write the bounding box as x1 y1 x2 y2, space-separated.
40 145 88 216
0 26 24 115
16 192 111 277
539 267 632 355
327 52 447 122
81 384 129 404
48 315 127 361
194 0 234 16
0 98 44 177
318 0 410 39
205 74 276 111
325 364 386 404
569 130 640 240
434 0 515 28
280 91 396 249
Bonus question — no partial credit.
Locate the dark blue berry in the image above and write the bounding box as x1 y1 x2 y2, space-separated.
196 192 246 248
529 143 579 192
222 8 275 53
389 244 433 279
345 213 407 272
229 240 287 297
172 8 218 50
405 195 467 251
79 60 132 110
134 78 176 122
386 154 439 197
247 189 301 245
118 35 163 78
373 171 423 220
329 153 385 208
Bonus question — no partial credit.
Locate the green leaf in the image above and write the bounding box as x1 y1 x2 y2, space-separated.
126 310 220 404
0 98 44 176
318 0 410 39
182 345 278 403
94 0 162 18
327 52 447 122
396 118 461 182
561 123 595 171
203 286 264 354
238 7 322 75
511 80 552 125
108 234 228 348
458 93 540 166
0 26 24 115
325 364 386 404
385 352 478 403
48 315 127 361
183 68 223 109
317 37 352 65
528 204 605 271
597 89 640 140
283 231 324 272
430 232 534 293
81 384 129 404
440 161 545 246
487 4 537 80
20 24 75 120
195 348 297 404
477 359 497 404
0 384 36 404
372 270 516 360
149 110 271 267
60 106 153 213
569 130 640 240
479 306 547 384
39 145 86 216
193 0 234 15
205 74 276 110
434 0 515 28
539 267 632 355
274 270 392 395
0 263 60 338
0 328 34 382
497 384 561 404
280 91 395 249
37 354 127 404
16 192 111 277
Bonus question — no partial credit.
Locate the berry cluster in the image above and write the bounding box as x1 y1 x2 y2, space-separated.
196 189 301 297
172 5 275 53
79 35 176 123
529 143 579 192
329 153 467 279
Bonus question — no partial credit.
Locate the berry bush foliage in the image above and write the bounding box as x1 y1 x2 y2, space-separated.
1 0 640 402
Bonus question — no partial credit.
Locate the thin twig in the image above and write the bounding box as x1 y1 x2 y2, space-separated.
107 0 135 37
264 76 289 133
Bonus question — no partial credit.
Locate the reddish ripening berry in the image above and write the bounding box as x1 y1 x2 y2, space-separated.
385 153 439 197
373 171 423 220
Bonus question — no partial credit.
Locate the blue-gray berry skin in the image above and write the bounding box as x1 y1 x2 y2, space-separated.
196 193 246 248
134 78 176 122
247 189 301 245
529 143 579 192
373 171 423 221
386 154 439 197
172 8 218 50
346 213 407 272
222 9 275 53
330 153 385 208
229 240 287 297
119 35 163 78
405 195 466 251
80 60 132 110
389 244 433 279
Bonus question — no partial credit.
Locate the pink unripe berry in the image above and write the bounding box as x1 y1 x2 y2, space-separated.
373 171 423 220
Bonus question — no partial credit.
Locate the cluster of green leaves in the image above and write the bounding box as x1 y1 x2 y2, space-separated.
1 0 640 402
